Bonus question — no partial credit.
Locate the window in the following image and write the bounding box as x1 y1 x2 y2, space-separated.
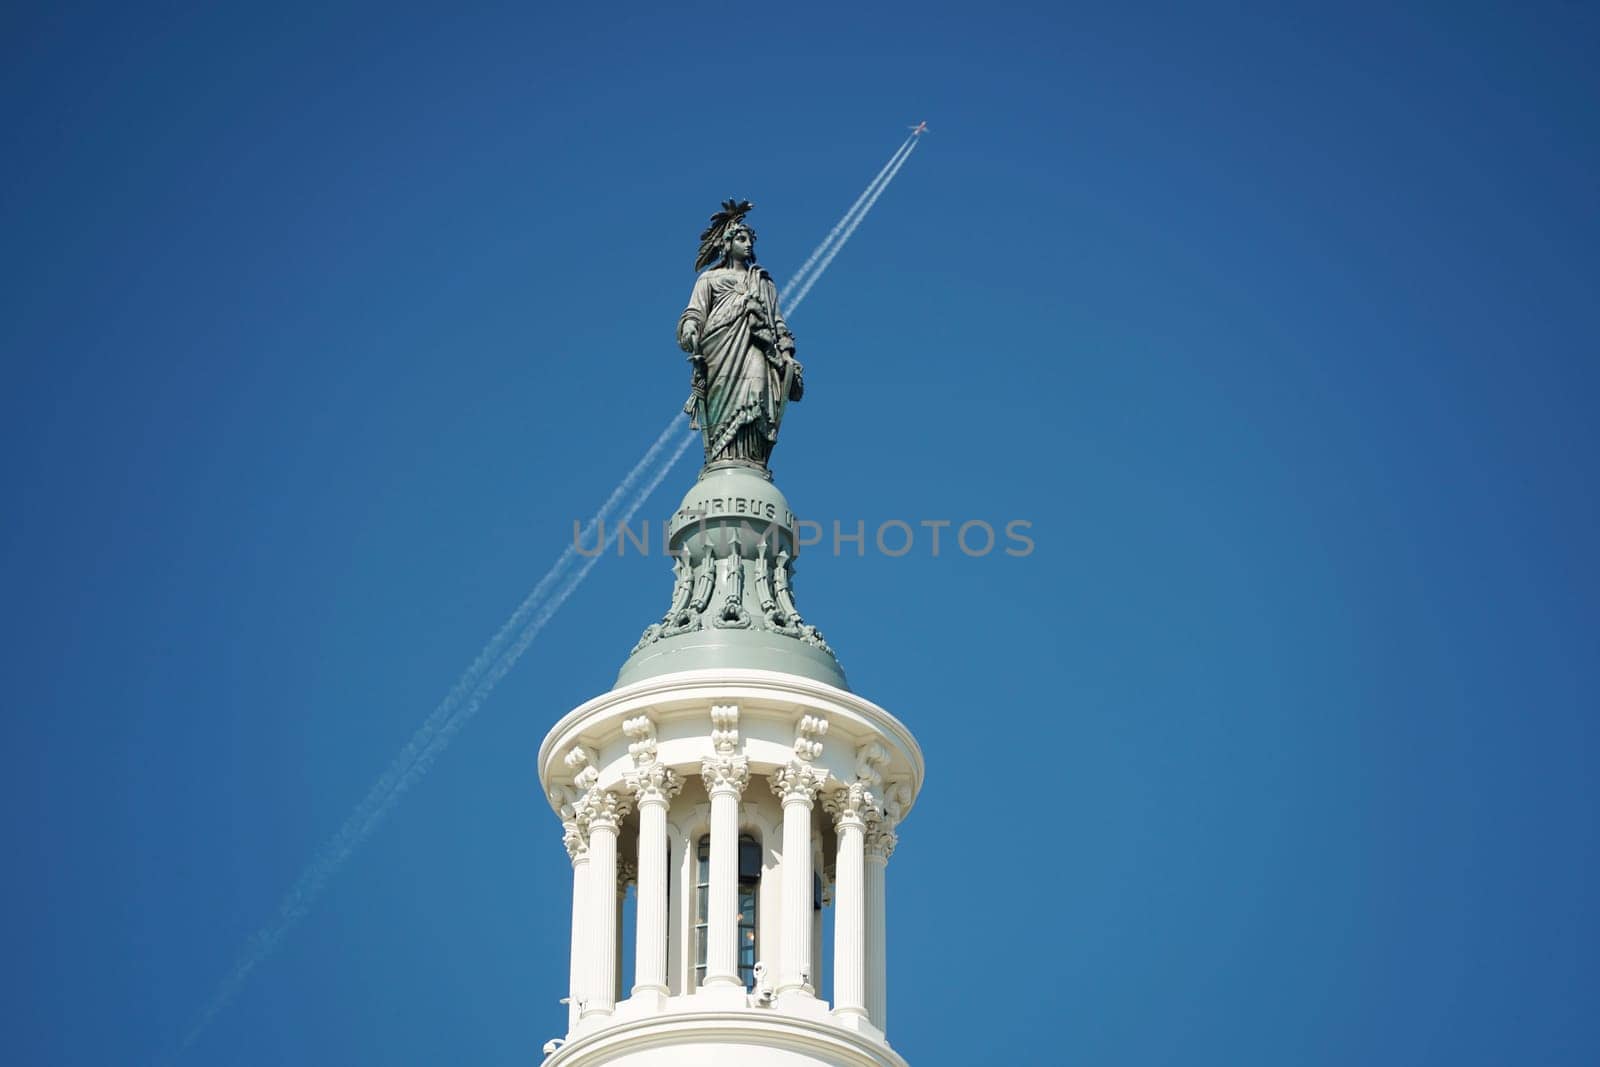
737 834 761 989
695 832 763 991
694 837 709 983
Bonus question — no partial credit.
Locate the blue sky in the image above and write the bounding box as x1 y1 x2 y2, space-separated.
2 2 1596 1064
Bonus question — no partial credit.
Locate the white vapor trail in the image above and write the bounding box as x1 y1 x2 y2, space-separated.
334 426 699 798
784 135 914 301
175 129 921 1061
785 138 918 313
175 420 685 1056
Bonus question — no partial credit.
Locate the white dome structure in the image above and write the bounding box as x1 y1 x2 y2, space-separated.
536 464 923 1065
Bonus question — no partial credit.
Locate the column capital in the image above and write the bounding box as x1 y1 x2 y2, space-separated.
579 787 632 832
823 781 881 831
771 761 830 806
865 824 898 863
624 764 683 807
552 784 589 863
700 755 750 797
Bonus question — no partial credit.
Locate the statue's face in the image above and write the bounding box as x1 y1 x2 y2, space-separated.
726 227 753 264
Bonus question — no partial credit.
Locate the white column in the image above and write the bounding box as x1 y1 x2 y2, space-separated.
826 783 876 1020
864 824 897 1031
771 762 827 995
700 755 749 988
561 815 588 1032
626 765 681 998
580 789 630 1017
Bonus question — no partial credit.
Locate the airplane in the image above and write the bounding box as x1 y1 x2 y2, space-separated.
908 121 928 135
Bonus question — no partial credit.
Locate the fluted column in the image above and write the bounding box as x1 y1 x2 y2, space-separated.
560 809 589 1032
700 754 749 988
580 789 631 1016
771 761 828 995
625 765 682 998
864 823 897 1030
825 783 877 1019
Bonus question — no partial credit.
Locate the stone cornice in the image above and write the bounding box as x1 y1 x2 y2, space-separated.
545 1009 907 1067
538 669 923 816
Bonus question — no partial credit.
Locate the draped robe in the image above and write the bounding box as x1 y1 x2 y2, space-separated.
678 264 800 465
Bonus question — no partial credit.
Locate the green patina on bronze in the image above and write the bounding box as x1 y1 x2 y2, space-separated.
677 200 804 470
618 202 843 689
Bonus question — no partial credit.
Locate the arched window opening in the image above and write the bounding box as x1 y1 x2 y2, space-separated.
694 837 709 984
694 832 763 991
737 834 761 989
618 879 634 1003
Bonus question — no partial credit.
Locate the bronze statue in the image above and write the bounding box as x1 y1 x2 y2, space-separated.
678 200 804 468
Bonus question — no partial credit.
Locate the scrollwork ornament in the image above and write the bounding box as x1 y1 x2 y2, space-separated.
793 715 828 762
882 779 913 825
631 622 662 653
710 704 740 755
565 746 600 792
854 742 887 788
688 553 716 615
623 714 658 766
710 535 752 629
661 554 693 624
755 540 795 631
774 550 803 624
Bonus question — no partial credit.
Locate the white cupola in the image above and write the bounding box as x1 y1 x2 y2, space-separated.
536 463 923 1066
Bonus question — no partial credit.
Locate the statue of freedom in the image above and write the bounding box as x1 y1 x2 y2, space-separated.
677 200 805 469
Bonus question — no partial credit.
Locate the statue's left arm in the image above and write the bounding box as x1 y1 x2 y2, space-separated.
762 271 803 401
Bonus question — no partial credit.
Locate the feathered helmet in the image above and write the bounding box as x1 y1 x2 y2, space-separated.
694 198 755 272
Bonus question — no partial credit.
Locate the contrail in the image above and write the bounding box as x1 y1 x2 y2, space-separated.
174 130 921 1060
334 416 681 829
784 135 914 300
785 138 918 313
174 420 686 1057
408 427 701 775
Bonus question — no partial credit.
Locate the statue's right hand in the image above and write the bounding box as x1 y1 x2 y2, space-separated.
678 327 699 353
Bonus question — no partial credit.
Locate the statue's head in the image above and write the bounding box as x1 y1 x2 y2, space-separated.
695 199 757 272
719 223 757 268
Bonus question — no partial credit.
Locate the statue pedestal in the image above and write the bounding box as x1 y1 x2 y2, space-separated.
618 464 846 691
